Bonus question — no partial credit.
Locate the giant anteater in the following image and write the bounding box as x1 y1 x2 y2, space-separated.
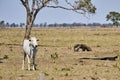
74 44 92 52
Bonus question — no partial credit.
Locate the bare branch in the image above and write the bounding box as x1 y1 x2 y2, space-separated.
65 0 75 8
20 0 31 14
47 5 85 14
20 0 25 4
41 0 51 8
47 5 72 10
32 0 35 14
32 0 51 21
20 0 27 8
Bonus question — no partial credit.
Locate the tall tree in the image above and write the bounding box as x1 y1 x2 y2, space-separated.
106 11 120 27
20 0 96 39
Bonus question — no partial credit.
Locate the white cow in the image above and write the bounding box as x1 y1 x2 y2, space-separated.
22 37 39 70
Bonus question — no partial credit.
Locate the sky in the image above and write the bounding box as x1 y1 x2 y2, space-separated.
0 0 120 24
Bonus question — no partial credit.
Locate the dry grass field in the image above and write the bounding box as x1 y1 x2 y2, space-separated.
0 27 120 80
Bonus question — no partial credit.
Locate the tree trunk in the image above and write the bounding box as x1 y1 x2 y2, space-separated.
24 24 32 39
24 13 33 39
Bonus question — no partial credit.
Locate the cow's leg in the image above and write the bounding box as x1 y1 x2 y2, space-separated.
22 52 26 70
32 55 36 70
27 55 31 70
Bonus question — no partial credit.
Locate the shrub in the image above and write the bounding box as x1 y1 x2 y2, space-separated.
51 52 58 63
3 55 8 59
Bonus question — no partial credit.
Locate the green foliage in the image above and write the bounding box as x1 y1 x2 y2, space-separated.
9 46 13 52
116 55 120 61
0 76 2 79
113 63 120 71
65 73 69 76
106 11 120 27
19 75 25 77
51 0 96 14
51 52 58 63
61 68 71 71
3 55 8 59
43 72 49 76
75 0 96 14
52 0 59 5
50 77 54 80
51 52 58 59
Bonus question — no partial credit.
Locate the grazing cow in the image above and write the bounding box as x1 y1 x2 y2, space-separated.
22 37 39 70
74 44 92 52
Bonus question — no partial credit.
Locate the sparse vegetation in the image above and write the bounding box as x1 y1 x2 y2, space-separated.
44 72 49 76
113 63 120 71
3 55 8 59
0 27 120 80
51 52 58 63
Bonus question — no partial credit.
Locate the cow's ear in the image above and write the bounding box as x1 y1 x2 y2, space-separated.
37 39 39 41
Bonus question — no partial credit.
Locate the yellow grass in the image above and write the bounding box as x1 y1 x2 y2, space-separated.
0 27 120 80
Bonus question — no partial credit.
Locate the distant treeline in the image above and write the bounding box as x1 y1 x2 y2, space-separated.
0 20 118 28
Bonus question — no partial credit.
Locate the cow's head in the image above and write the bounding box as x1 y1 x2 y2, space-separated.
29 37 39 48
